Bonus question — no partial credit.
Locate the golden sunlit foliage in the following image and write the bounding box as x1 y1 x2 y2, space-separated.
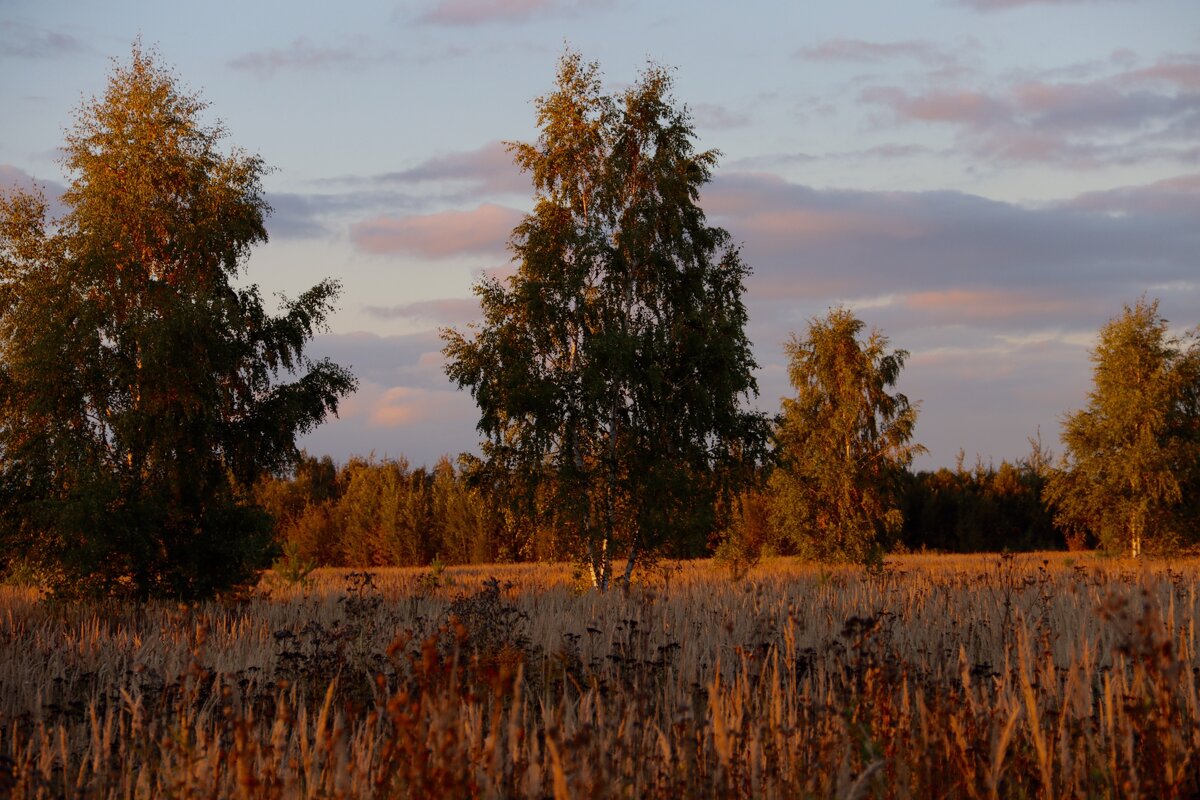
770 308 923 563
1046 298 1200 558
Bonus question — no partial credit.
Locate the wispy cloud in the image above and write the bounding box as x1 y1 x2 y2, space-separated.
0 21 89 59
693 103 751 130
795 37 979 83
264 193 335 239
362 298 481 324
350 204 522 257
0 165 68 218
228 37 385 76
797 38 952 66
303 172 1200 467
859 57 1200 168
263 188 431 240
367 141 527 196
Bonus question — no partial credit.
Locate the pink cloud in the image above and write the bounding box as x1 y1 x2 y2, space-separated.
300 382 480 464
418 0 555 25
862 86 1006 125
1065 173 1200 216
333 380 465 429
860 61 1199 167
1120 57 1200 91
903 289 1074 321
369 386 438 427
1010 80 1181 131
704 170 1199 322
350 204 522 257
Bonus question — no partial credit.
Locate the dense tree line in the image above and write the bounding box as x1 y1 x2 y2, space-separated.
253 452 723 570
899 454 1063 553
255 447 1066 571
255 455 507 568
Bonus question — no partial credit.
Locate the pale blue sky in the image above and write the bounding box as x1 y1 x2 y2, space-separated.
2 0 1198 468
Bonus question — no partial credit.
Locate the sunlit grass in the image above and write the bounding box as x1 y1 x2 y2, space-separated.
1 553 1197 797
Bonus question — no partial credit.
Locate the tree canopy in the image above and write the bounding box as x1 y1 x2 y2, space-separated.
1044 298 1200 557
0 47 355 599
443 51 768 589
769 308 923 563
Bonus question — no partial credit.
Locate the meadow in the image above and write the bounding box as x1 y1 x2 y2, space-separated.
1 553 1197 798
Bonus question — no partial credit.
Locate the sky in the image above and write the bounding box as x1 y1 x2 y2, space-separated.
1 0 1197 471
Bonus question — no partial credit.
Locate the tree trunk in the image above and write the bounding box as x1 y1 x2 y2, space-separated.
588 535 610 591
620 542 638 590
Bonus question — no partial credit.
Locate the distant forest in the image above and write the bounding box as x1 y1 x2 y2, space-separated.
254 445 1066 571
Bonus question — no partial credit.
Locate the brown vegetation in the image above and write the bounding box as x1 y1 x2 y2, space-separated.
1 554 1198 798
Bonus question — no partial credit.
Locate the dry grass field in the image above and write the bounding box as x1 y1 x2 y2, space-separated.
1 553 1197 798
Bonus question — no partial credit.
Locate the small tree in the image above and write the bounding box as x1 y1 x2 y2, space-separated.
769 308 923 562
1045 298 1200 557
0 47 355 599
443 51 768 590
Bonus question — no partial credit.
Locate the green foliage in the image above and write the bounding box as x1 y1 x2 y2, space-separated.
901 440 1063 553
1 557 41 589
255 454 509 568
442 50 768 590
769 308 923 563
0 47 355 599
1044 298 1200 556
271 539 317 588
712 485 792 580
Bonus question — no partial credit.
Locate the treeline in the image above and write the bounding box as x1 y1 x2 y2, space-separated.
256 449 1065 570
255 454 625 568
255 456 507 568
899 455 1064 553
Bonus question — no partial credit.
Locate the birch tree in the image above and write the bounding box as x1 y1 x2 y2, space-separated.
443 51 767 589
1045 298 1200 557
769 308 923 563
0 47 354 598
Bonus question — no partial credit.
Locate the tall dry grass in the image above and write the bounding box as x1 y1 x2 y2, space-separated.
1 553 1197 798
